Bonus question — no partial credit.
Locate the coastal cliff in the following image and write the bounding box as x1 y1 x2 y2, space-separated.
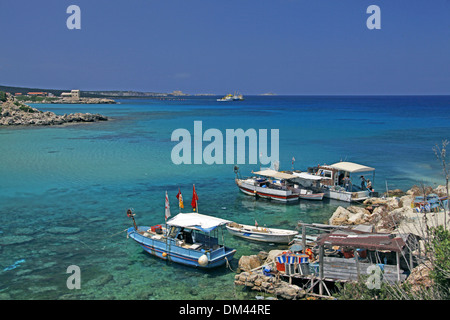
0 101 108 126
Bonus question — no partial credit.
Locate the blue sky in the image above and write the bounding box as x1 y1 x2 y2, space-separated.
0 0 449 95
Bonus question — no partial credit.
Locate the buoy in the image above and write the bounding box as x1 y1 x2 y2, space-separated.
198 254 208 266
162 252 167 257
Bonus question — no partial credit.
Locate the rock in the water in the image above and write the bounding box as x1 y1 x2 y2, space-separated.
0 235 34 246
238 255 262 272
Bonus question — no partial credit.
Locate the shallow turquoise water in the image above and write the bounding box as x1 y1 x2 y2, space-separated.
0 95 449 299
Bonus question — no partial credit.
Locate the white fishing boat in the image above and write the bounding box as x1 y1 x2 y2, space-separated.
235 168 324 203
314 161 377 202
235 169 300 203
226 222 298 244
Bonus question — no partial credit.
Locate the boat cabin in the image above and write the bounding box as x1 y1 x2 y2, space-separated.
127 212 236 268
251 169 298 190
315 161 377 196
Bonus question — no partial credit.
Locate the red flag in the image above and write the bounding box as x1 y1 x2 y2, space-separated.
176 188 184 209
191 185 199 211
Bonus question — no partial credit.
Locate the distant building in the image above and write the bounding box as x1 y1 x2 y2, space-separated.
170 90 188 96
27 92 47 97
14 93 22 96
61 90 80 100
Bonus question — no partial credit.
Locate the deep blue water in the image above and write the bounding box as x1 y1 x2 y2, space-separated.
0 95 449 299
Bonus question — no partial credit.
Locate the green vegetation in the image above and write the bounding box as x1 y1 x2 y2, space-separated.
335 274 413 300
429 226 450 298
19 105 36 113
0 91 6 102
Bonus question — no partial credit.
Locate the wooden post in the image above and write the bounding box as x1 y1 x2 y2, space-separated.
355 248 360 279
319 245 324 296
396 251 401 282
302 224 306 251
409 243 414 272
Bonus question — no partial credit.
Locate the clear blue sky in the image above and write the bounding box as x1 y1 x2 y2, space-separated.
0 0 449 95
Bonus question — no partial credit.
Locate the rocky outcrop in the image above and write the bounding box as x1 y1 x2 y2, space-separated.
328 185 449 234
234 250 307 300
237 251 273 272
0 101 108 126
234 271 306 300
58 98 116 104
238 255 263 272
406 261 433 293
329 199 408 232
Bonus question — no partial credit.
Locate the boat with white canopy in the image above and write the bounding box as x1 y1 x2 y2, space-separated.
314 161 377 202
127 211 236 269
235 168 324 202
235 169 300 203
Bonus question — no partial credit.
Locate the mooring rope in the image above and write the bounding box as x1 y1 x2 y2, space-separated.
107 228 129 238
224 256 236 272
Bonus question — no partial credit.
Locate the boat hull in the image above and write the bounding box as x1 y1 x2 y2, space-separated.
236 180 299 203
299 193 324 201
322 189 370 202
127 227 236 269
226 224 298 244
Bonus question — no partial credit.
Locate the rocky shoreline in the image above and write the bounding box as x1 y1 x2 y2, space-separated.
234 185 449 299
20 97 116 104
0 101 108 126
328 184 449 235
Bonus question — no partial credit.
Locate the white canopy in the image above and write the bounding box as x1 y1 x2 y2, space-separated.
329 161 375 173
253 169 297 180
292 172 323 181
166 212 231 232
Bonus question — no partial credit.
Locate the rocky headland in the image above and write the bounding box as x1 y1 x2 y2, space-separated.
0 101 108 126
22 97 116 104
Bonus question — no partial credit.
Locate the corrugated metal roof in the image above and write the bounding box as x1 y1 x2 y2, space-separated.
317 230 406 252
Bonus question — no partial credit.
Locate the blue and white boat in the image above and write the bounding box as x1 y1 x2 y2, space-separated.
127 212 236 269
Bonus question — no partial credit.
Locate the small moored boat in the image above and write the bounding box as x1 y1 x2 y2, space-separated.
226 221 298 244
298 188 324 201
127 210 236 269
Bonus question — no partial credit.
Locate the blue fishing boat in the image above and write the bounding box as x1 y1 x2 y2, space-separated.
127 211 236 269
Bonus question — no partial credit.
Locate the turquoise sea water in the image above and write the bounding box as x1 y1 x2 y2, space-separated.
0 95 449 299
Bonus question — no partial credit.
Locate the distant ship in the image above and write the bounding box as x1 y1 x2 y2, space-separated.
217 92 244 102
217 94 233 102
232 91 244 101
